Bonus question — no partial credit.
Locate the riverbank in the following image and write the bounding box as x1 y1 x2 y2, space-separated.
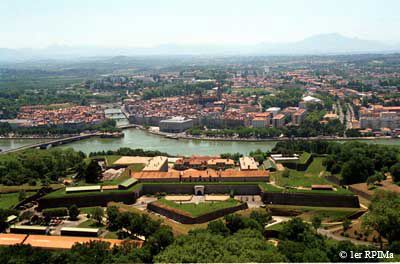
142 126 398 143
1 126 400 157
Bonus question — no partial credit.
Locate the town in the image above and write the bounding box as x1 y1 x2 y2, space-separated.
1 55 400 143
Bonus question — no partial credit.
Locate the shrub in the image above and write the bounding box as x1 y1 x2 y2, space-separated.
68 205 80 220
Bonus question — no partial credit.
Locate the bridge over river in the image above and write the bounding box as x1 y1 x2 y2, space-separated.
0 133 97 154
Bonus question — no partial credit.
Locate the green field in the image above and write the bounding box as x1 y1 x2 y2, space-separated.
274 157 348 191
0 191 35 209
78 219 103 228
155 198 241 217
298 152 312 164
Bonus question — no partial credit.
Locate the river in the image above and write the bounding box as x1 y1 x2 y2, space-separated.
0 138 48 152
1 128 400 156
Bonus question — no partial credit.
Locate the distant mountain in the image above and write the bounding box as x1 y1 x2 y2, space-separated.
0 33 398 61
255 33 392 54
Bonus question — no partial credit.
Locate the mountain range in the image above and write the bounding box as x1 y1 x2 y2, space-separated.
0 33 399 61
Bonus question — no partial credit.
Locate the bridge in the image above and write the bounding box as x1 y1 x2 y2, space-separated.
0 133 98 155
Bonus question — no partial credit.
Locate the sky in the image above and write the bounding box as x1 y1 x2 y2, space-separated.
1 0 400 49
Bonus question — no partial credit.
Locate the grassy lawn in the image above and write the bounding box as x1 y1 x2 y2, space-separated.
298 152 312 164
275 157 329 187
43 183 142 199
266 222 285 231
77 219 103 228
0 191 35 209
267 204 361 222
273 157 351 195
108 202 208 236
105 155 122 165
0 184 63 194
79 207 101 215
155 198 241 218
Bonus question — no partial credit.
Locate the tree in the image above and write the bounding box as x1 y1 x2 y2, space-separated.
91 207 104 226
0 209 9 232
106 206 120 231
84 160 102 183
249 210 272 227
154 229 286 263
311 215 322 231
207 219 230 236
280 218 312 242
68 240 112 263
362 190 400 249
390 163 400 183
146 226 174 255
342 218 351 233
224 214 244 234
68 205 80 221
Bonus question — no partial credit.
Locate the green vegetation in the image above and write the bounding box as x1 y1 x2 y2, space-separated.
43 183 141 199
261 88 304 109
77 219 98 228
188 126 283 138
275 157 331 187
0 119 120 136
0 191 35 209
0 184 63 193
42 207 68 220
267 204 360 222
362 190 400 249
89 147 170 158
155 198 241 217
79 207 100 215
0 208 384 263
274 140 400 185
298 152 312 164
0 148 85 186
108 202 208 236
266 222 285 232
156 228 286 263
142 82 214 100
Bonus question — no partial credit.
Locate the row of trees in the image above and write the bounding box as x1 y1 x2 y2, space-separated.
89 147 169 158
0 119 120 136
188 126 283 138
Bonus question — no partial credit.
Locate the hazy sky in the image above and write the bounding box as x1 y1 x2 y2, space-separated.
1 0 400 48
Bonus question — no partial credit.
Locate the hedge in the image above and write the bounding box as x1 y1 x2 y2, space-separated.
42 207 68 218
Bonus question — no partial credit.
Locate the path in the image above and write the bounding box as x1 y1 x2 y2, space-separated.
317 227 375 246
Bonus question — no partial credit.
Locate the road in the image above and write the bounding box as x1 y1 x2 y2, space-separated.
317 227 374 246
